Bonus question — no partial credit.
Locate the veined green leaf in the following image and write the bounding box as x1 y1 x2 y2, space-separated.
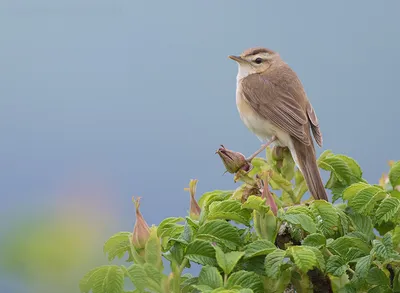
208 200 252 226
197 265 223 289
328 236 370 258
372 233 393 260
103 232 131 261
326 255 349 277
318 154 352 184
348 213 375 241
185 239 217 266
80 265 124 293
366 267 390 286
375 197 400 224
302 233 326 248
355 255 372 278
392 226 400 250
269 170 294 197
265 249 286 278
285 205 315 220
198 190 234 208
311 200 339 237
226 271 264 293
214 245 245 275
343 182 371 201
389 161 400 188
289 246 318 273
157 217 184 238
241 195 269 213
335 154 363 180
282 213 316 233
344 184 386 214
197 220 242 250
244 240 276 259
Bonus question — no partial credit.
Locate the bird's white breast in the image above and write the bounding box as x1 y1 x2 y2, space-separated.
235 76 294 150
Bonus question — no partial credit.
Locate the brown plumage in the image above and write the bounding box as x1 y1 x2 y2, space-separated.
230 47 328 201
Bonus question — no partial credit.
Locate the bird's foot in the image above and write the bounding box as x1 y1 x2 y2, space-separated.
246 136 277 163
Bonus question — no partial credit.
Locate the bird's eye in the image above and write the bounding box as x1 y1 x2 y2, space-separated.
254 58 263 64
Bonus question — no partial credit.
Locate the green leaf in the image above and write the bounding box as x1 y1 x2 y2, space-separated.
355 255 372 278
375 197 400 224
344 183 386 214
214 245 245 275
197 220 242 250
185 239 217 266
311 200 339 237
366 267 390 286
244 240 276 259
253 210 278 242
336 208 350 236
270 170 294 197
285 205 315 220
335 154 363 180
208 200 252 226
241 195 269 213
389 161 400 188
328 236 371 258
157 217 184 238
372 234 393 260
226 271 264 293
318 153 353 184
265 249 286 278
198 265 223 289
282 213 316 233
80 265 124 293
198 190 234 208
145 227 163 270
302 233 326 248
191 284 214 292
125 264 165 292
103 232 131 261
348 213 375 241
289 246 317 273
392 226 400 249
326 255 349 277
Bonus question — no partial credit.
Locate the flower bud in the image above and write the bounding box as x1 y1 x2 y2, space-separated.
131 197 150 249
261 171 278 216
216 145 251 174
184 179 201 220
271 146 285 161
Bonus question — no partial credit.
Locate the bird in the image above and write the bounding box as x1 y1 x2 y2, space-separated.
229 47 328 201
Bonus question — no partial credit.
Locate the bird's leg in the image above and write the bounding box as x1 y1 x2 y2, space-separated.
246 136 277 163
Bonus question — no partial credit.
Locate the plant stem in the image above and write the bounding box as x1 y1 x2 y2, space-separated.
224 273 228 285
172 258 189 293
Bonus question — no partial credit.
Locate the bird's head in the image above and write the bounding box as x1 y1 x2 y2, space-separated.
229 47 280 80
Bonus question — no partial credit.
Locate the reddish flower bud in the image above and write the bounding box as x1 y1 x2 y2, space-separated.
261 171 278 216
184 179 201 220
216 145 251 174
131 197 150 249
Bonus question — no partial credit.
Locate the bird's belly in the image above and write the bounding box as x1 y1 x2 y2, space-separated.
236 93 292 148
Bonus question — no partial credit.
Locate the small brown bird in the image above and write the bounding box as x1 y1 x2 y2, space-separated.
229 47 328 201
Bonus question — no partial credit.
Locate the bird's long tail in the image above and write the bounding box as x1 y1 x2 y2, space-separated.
291 139 328 201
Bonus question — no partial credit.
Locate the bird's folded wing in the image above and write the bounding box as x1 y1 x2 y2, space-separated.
241 69 311 145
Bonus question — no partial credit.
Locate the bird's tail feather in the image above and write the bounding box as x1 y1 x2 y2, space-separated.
292 139 328 201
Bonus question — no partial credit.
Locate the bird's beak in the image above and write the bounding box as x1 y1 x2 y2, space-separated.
228 55 245 63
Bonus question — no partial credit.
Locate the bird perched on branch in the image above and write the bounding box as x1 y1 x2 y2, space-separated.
229 47 328 201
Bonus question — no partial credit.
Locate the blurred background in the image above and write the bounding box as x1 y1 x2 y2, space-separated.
1 0 399 292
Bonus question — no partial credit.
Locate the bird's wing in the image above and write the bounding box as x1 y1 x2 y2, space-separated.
306 103 323 147
241 65 312 145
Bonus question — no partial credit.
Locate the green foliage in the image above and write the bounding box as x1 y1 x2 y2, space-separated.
80 151 400 293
